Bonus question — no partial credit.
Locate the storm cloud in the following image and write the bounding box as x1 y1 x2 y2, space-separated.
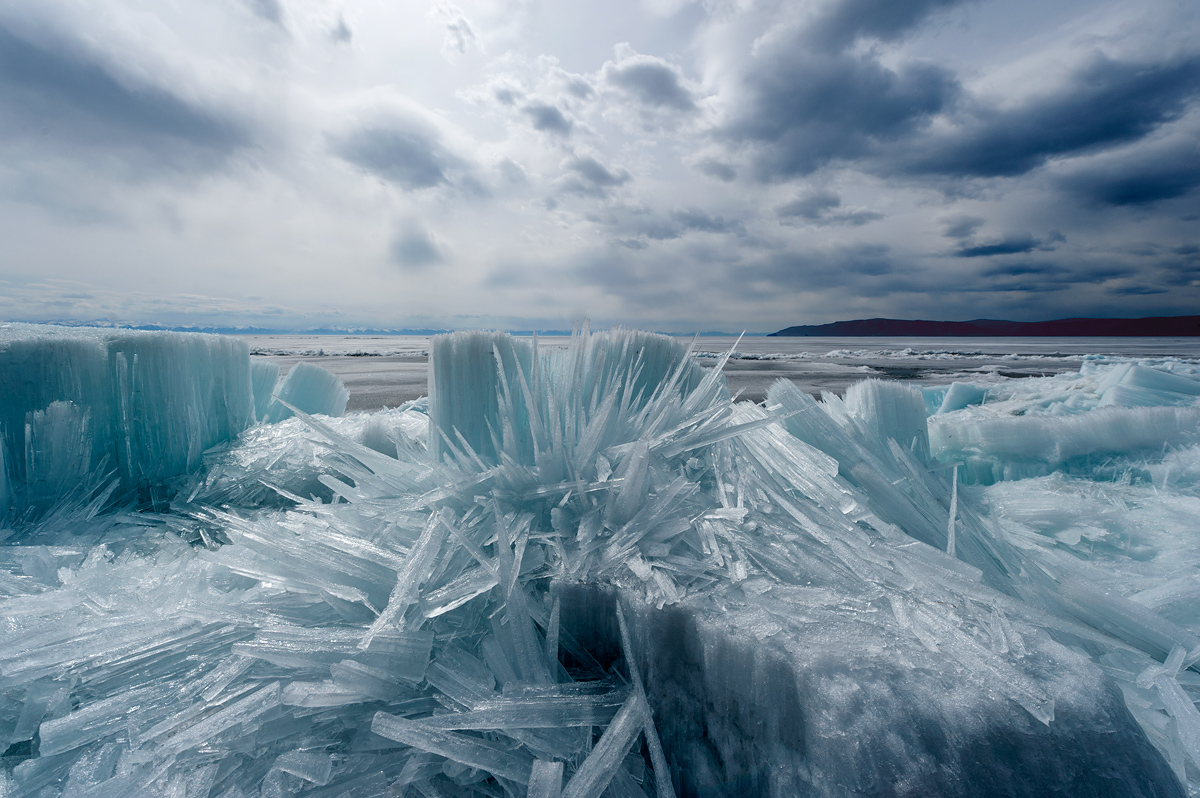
0 22 250 175
895 54 1200 178
604 54 696 112
724 45 959 179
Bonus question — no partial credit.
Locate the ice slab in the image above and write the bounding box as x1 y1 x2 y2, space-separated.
250 359 281 423
556 582 1180 797
0 324 254 519
927 360 1200 484
933 402 1200 484
259 361 349 424
936 381 989 414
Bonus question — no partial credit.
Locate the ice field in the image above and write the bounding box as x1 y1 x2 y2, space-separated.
3 323 1200 796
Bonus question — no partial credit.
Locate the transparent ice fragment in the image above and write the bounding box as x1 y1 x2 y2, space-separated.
528 760 565 798
418 689 629 730
274 750 333 785
260 361 349 424
560 692 647 798
370 713 534 784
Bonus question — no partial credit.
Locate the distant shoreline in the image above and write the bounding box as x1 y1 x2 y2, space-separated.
771 315 1200 337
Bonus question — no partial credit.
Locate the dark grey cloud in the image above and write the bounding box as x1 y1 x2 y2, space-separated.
604 57 695 111
897 54 1200 178
0 22 249 175
671 208 744 236
778 191 840 220
1108 283 1169 295
245 0 284 25
956 234 1041 258
716 0 973 180
978 261 1065 279
558 156 631 197
523 103 572 135
695 159 736 181
331 121 465 190
330 15 353 44
1058 134 1200 206
1158 253 1200 288
805 0 973 52
391 223 441 269
940 214 985 239
748 243 896 296
597 205 745 241
966 258 1132 299
565 78 594 100
777 190 883 226
723 41 958 179
572 157 627 187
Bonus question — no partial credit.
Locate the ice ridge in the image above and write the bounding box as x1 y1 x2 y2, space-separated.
0 326 1197 796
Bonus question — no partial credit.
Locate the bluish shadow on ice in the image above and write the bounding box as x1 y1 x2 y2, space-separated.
0 324 348 521
2 323 1200 796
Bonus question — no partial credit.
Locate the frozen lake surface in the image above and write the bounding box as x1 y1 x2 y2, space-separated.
245 333 1200 409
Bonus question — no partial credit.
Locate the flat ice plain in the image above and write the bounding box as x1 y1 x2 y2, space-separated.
247 333 1200 409
3 324 1200 797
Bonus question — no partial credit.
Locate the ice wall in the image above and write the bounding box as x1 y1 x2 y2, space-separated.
0 324 254 518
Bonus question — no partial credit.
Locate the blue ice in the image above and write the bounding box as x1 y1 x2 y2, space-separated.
1 323 1199 796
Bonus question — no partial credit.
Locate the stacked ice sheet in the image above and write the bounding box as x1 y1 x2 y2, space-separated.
0 325 350 524
1 327 1198 796
0 324 256 519
928 358 1200 483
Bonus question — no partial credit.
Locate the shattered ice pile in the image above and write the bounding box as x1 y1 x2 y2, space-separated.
1 327 1199 796
927 358 1200 484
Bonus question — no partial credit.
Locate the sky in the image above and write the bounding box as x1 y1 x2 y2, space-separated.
1 0 1198 333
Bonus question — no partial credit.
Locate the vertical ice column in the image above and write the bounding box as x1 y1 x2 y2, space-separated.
427 328 715 468
251 359 281 422
428 331 536 464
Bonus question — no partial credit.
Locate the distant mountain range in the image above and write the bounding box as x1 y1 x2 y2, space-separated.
771 315 1200 337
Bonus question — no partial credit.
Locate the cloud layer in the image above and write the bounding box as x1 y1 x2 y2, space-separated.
0 0 1197 331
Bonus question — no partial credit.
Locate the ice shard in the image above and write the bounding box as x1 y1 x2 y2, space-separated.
258 361 349 424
